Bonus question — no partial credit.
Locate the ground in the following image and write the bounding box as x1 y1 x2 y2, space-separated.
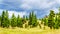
0 27 60 34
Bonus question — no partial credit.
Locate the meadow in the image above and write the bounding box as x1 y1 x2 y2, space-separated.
0 27 60 34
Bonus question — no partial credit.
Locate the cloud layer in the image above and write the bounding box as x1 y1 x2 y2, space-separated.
0 0 60 18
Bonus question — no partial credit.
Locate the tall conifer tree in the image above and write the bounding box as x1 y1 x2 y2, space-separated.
48 10 55 29
11 13 17 27
17 15 23 28
1 11 6 27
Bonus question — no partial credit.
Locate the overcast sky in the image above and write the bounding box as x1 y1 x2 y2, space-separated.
0 0 60 18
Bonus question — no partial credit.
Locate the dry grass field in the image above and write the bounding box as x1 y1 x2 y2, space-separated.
0 27 60 34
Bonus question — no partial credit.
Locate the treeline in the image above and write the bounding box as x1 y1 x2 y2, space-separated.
0 8 60 29
0 10 38 28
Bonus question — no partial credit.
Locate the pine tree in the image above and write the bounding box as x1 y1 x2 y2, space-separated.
28 12 32 25
32 14 38 27
5 10 10 28
11 13 17 28
17 15 23 28
48 10 55 29
54 15 59 29
0 16 1 21
22 15 26 25
28 11 38 27
1 11 6 28
0 16 1 26
31 11 35 27
26 16 28 20
43 15 48 26
57 8 60 27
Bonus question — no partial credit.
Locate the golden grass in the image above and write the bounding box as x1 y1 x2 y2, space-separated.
0 27 60 34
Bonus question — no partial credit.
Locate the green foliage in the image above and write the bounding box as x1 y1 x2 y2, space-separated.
1 8 60 29
1 10 10 28
17 15 23 28
0 16 1 21
57 11 60 27
0 16 1 26
43 17 48 26
53 15 59 29
26 16 29 20
1 11 5 27
5 10 10 28
11 13 17 27
48 10 55 29
28 12 32 25
32 14 38 27
28 11 38 27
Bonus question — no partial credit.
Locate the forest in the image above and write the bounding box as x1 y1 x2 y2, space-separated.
0 8 60 29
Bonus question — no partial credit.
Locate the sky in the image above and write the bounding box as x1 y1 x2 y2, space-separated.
0 0 60 18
